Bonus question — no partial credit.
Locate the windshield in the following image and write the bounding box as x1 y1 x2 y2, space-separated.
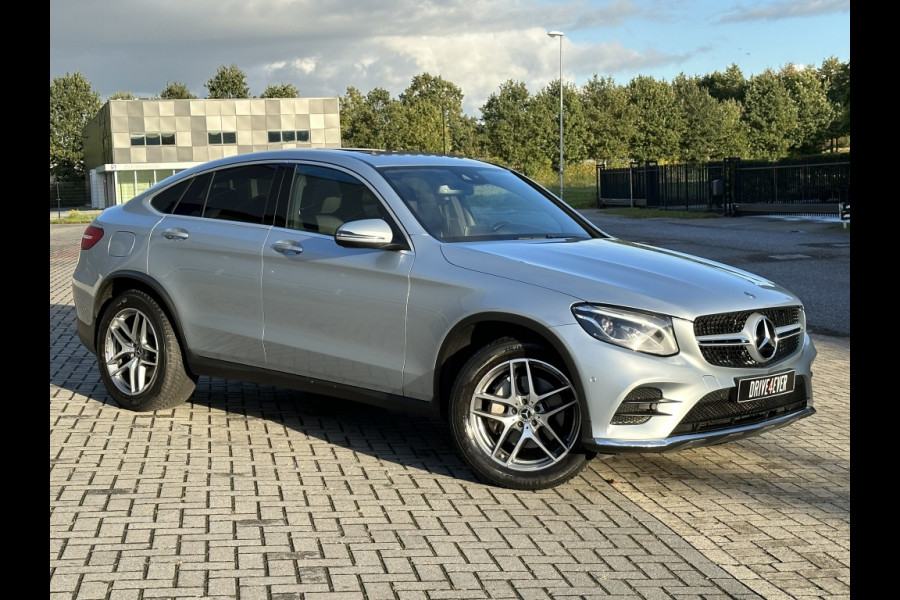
379 165 598 241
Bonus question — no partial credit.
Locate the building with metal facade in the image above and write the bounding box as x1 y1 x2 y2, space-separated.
82 97 341 208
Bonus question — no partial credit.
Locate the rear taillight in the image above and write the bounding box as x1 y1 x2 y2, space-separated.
81 225 104 250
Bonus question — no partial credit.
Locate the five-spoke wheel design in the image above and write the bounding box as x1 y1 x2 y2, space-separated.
97 290 196 411
468 357 580 470
103 305 160 396
449 337 589 489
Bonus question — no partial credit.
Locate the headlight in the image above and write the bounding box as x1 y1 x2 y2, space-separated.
572 304 679 356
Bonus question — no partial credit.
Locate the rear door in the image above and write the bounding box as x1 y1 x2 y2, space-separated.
148 162 282 367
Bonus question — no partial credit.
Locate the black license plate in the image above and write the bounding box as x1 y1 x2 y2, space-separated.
736 370 795 403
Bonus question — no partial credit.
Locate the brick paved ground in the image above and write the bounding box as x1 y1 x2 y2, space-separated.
51 224 849 600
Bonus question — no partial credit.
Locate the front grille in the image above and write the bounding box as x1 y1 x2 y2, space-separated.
669 375 809 436
694 306 804 368
694 307 801 336
700 335 800 367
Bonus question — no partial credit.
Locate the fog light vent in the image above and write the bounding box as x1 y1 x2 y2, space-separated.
611 387 675 425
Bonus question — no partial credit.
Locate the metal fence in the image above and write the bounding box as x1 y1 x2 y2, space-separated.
49 181 91 210
596 157 850 216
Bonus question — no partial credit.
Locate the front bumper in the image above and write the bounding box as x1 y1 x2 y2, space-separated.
582 406 815 454
556 317 818 453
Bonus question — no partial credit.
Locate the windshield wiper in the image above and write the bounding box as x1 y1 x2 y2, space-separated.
515 234 587 240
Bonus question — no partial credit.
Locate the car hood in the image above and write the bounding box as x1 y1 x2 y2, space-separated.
441 237 798 319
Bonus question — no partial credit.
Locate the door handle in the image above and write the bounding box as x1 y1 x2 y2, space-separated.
162 228 189 240
271 240 304 256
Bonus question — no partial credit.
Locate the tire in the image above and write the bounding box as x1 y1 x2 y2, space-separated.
96 289 196 411
448 337 589 490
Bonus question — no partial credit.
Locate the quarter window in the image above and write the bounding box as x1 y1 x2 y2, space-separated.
150 179 191 214
171 173 213 217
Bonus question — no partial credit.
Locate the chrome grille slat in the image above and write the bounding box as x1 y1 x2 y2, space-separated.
694 306 804 368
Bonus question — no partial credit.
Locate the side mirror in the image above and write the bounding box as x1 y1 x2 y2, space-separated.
334 219 398 249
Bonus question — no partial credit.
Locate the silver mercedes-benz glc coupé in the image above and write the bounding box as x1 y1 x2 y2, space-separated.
72 149 816 489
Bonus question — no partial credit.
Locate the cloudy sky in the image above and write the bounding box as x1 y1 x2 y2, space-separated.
49 0 850 116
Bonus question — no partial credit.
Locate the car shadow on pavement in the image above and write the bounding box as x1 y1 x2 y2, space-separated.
51 303 481 485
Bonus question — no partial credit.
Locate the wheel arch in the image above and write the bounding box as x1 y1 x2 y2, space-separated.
433 312 591 425
91 271 196 375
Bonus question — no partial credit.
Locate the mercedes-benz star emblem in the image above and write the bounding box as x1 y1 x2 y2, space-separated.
747 315 778 362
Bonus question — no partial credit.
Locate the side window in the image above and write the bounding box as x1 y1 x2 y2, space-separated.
202 163 280 224
284 166 386 236
172 172 212 216
150 178 191 214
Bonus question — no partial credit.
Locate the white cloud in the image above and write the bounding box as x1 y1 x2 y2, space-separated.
50 0 850 116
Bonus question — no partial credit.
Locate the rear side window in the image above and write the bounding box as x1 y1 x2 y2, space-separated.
149 179 191 214
172 173 213 217
202 163 280 224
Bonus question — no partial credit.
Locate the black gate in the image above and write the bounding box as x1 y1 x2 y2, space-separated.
597 156 850 216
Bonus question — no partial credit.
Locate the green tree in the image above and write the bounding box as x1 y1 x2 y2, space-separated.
50 71 103 182
672 74 748 162
340 86 399 149
817 57 850 152
108 91 134 100
480 80 544 173
534 81 588 174
205 64 250 99
340 86 370 147
699 64 747 103
450 114 485 160
624 75 681 162
393 100 441 152
711 98 749 159
581 75 630 166
261 83 300 98
743 69 798 160
779 64 836 155
397 73 465 153
160 81 197 99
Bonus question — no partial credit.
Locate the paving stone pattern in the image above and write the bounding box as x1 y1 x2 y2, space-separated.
51 223 850 600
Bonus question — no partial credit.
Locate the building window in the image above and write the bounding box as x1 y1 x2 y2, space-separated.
267 130 311 143
130 133 176 146
208 131 237 145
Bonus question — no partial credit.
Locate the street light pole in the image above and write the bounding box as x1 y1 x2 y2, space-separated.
547 31 564 200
